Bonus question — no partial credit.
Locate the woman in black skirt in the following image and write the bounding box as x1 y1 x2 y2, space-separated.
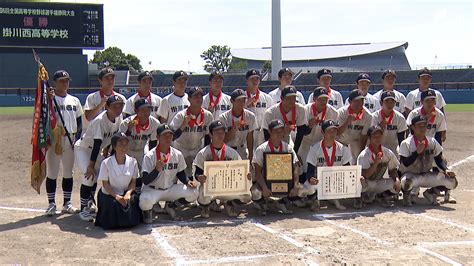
95 132 142 229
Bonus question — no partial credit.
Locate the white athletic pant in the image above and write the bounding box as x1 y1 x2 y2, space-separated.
139 184 198 211
253 129 265 152
347 140 364 165
74 146 104 187
46 136 75 179
297 180 317 198
362 179 397 194
197 184 251 205
173 142 201 177
401 172 458 191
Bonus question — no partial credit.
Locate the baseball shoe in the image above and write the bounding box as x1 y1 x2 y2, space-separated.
209 200 223 212
164 202 181 221
332 199 346 210
308 200 320 212
224 202 239 217
274 202 293 214
292 198 307 208
353 198 363 209
423 189 440 206
45 203 56 217
403 192 412 207
443 190 456 204
143 210 153 224
381 195 394 208
62 201 79 214
253 201 267 216
87 200 97 214
79 209 94 222
152 203 165 214
200 205 210 218
362 193 376 204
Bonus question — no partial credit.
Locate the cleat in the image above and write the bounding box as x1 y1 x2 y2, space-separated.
200 205 210 218
143 210 153 224
87 200 97 213
62 201 79 214
253 202 267 216
164 202 181 221
423 189 440 206
79 209 94 222
224 202 239 217
152 203 165 214
309 200 320 212
353 198 363 209
332 199 346 210
209 200 223 212
381 195 394 208
292 199 307 208
274 202 293 214
45 203 57 217
403 193 412 207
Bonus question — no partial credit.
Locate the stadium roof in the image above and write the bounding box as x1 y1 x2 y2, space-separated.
231 41 409 61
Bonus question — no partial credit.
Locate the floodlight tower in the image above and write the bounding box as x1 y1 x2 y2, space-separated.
271 0 282 80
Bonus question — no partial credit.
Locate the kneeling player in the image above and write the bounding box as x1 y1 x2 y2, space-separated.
252 119 299 215
357 126 401 208
194 121 252 218
140 124 199 222
399 115 457 206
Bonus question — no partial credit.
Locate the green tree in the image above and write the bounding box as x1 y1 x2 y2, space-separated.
200 45 232 73
262 60 272 72
228 57 248 73
90 47 143 73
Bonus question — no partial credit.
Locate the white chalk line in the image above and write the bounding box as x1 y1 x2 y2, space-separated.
415 246 462 266
448 154 474 168
183 252 308 265
0 206 44 213
420 240 474 247
150 227 186 265
404 210 474 233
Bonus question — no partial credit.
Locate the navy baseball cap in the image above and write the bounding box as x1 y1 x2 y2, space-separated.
209 71 224 81
312 87 329 99
348 89 365 102
106 95 124 106
53 70 71 81
367 125 384 137
111 132 128 147
418 67 432 78
246 69 261 80
209 120 226 133
421 89 437 101
98 67 115 79
356 73 371 83
281 85 298 99
268 119 285 130
382 69 397 79
186 86 204 97
317 68 332 79
138 71 153 82
230 89 247 101
173 70 188 81
278 67 293 78
134 98 152 110
157 124 174 135
321 120 339 132
411 115 428 125
381 91 396 101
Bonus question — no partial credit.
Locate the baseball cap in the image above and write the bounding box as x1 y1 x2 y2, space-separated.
280 85 298 99
173 70 188 81
348 89 365 102
411 115 428 125
186 86 204 97
278 67 293 78
230 89 247 101
106 95 124 106
382 69 397 79
98 67 115 79
134 98 152 110
157 124 174 135
321 120 339 132
312 87 329 99
317 68 332 79
418 67 432 78
209 71 224 81
111 132 128 147
53 70 71 81
356 73 371 83
209 120 226 133
421 89 437 101
246 69 261 80
381 91 396 102
138 71 153 82
268 119 285 130
367 125 384 137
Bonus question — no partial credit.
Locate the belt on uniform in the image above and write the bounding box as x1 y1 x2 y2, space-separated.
148 185 166 190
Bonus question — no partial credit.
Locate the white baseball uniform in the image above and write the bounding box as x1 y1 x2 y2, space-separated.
46 94 83 180
405 88 446 111
156 92 190 123
202 92 232 119
337 106 373 161
263 103 307 145
193 145 251 205
344 92 380 113
372 89 406 113
308 88 344 109
84 90 126 116
124 92 162 118
269 86 306 105
245 89 274 148
371 109 408 156
170 108 214 176
139 147 198 211
406 107 447 138
218 109 258 159
357 146 400 194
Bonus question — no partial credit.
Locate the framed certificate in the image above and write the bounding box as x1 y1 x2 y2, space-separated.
263 152 294 195
317 165 362 200
203 160 251 197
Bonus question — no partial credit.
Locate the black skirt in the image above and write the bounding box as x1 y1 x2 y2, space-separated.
95 189 142 230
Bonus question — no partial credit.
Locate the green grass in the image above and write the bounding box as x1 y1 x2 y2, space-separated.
0 104 472 116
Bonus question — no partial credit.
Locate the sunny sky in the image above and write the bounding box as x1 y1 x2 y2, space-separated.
82 0 473 73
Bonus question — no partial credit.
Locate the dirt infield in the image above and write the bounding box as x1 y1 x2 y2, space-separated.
0 112 473 265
